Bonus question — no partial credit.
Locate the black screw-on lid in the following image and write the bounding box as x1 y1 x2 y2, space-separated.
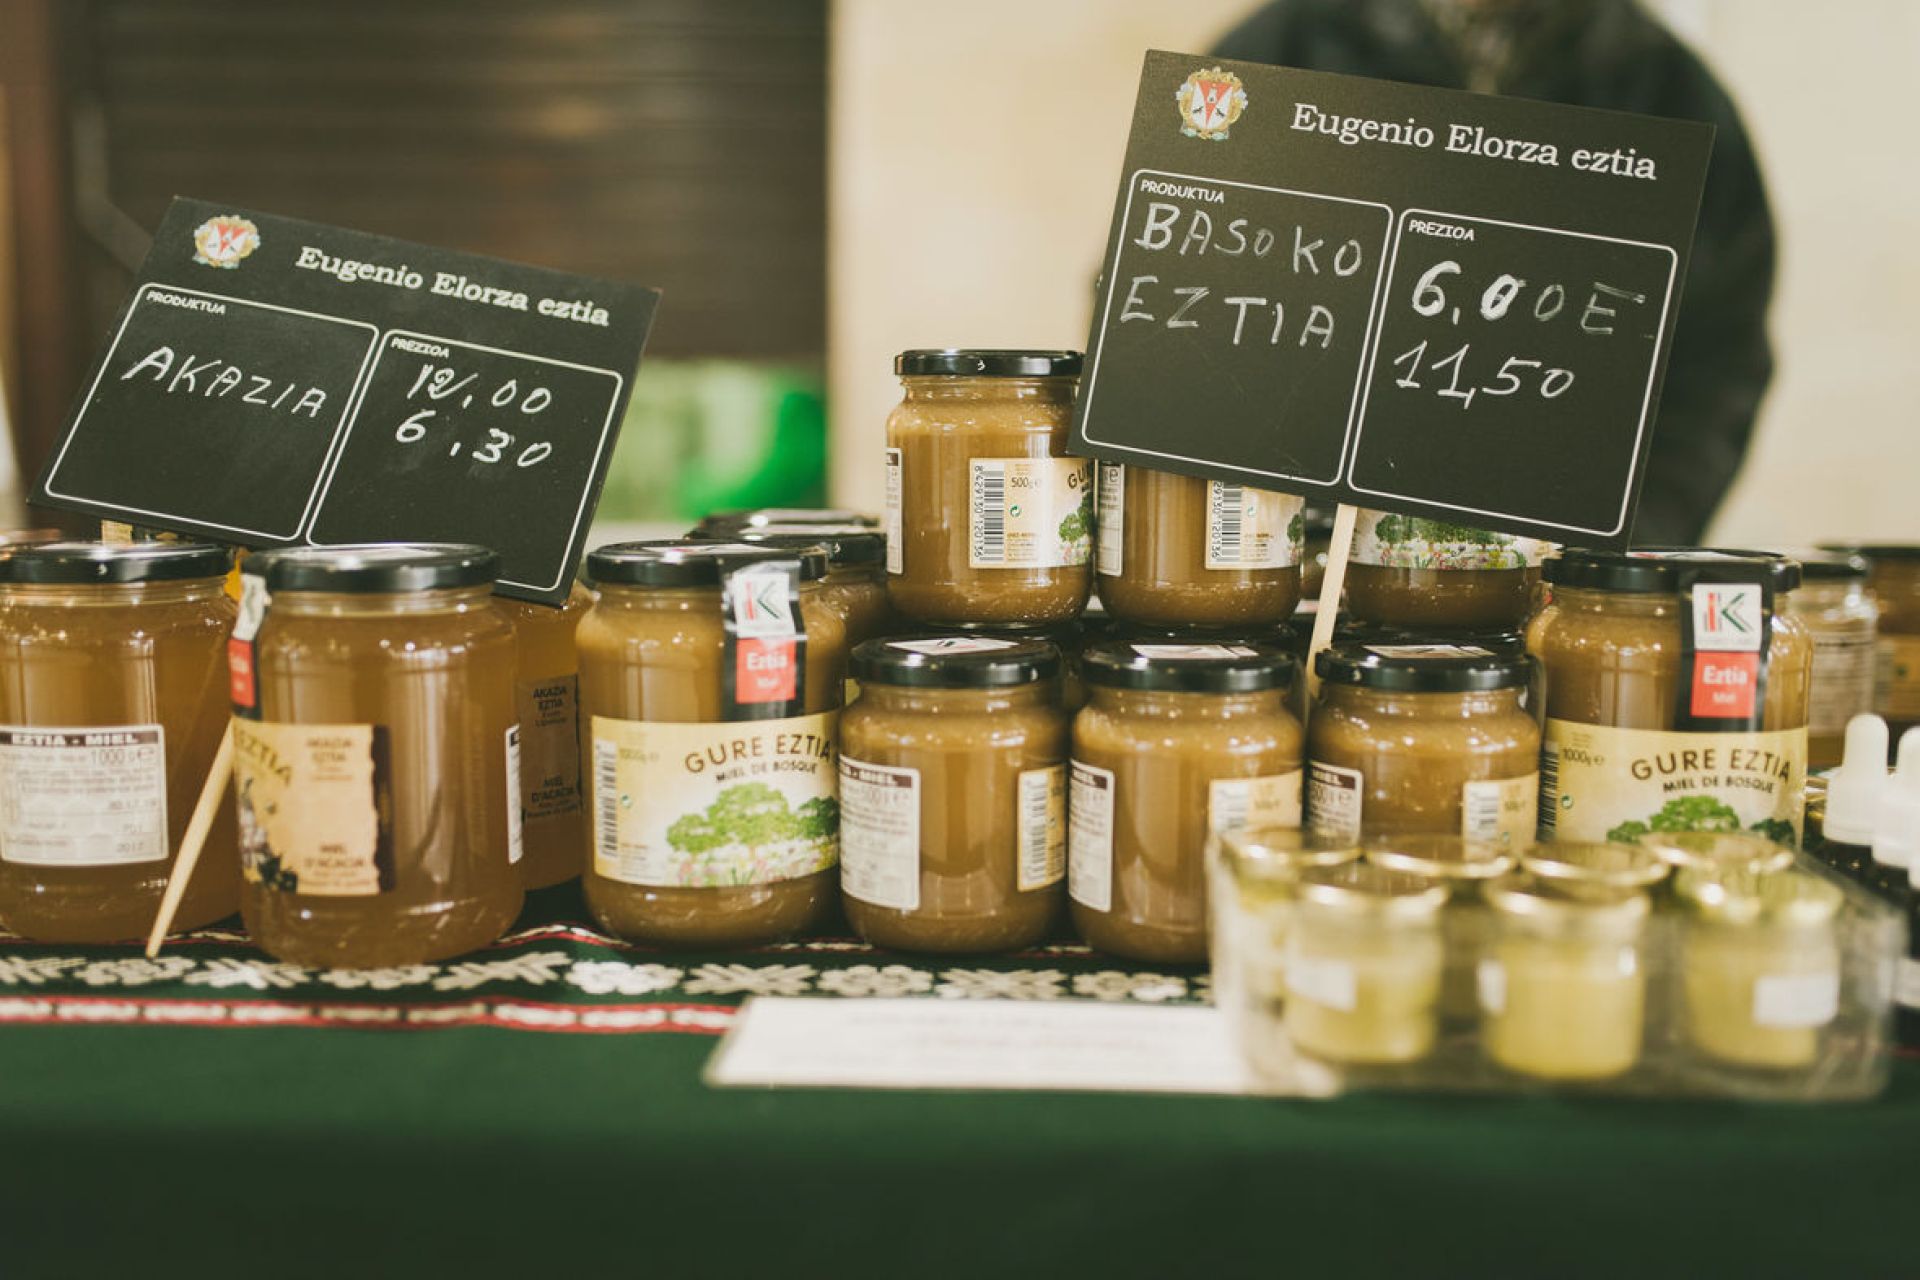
694 508 880 534
942 618 1088 648
1819 542 1920 562
1081 639 1295 694
588 540 828 588
1334 622 1528 656
717 526 886 569
1543 548 1802 594
1315 641 1534 693
1792 549 1870 581
894 349 1083 378
851 636 1061 689
253 544 499 594
0 540 232 585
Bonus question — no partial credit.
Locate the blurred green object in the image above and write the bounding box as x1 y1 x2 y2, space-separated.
599 360 827 522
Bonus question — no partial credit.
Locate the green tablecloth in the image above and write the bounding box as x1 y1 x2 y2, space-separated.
0 886 1911 1276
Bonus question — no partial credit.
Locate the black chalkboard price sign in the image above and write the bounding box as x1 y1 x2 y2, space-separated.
1073 55 1713 548
35 198 660 603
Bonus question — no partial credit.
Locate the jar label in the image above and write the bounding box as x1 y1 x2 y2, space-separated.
1808 632 1877 736
1205 483 1303 571
1680 581 1772 729
1133 643 1259 661
884 447 904 576
1349 510 1542 570
720 561 807 719
969 457 1094 570
228 568 271 719
1461 773 1538 850
839 756 919 911
1897 957 1920 1010
1068 760 1116 912
1208 771 1304 836
1095 462 1125 578
233 720 395 896
0 725 168 867
505 725 524 866
1877 634 1920 720
888 637 1018 656
1305 761 1364 844
1017 765 1067 891
1538 720 1806 845
1751 971 1840 1030
1287 953 1358 1012
515 675 582 822
1476 959 1507 1014
590 712 840 888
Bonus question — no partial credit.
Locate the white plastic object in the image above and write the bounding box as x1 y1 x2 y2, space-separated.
1826 714 1890 847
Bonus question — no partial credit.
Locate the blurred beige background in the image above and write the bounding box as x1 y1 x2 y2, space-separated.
828 0 1920 548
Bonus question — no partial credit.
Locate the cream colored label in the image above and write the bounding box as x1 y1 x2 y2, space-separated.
1205 483 1303 570
1752 972 1839 1029
1477 959 1507 1014
1350 509 1542 570
1897 957 1920 1010
234 719 390 896
1068 760 1115 911
969 457 1093 569
1095 461 1125 577
1208 771 1304 836
1461 773 1538 850
591 712 839 888
0 725 168 867
839 756 919 911
1808 633 1877 736
1539 720 1806 845
884 447 904 576
1017 765 1067 891
1306 760 1363 843
516 675 582 822
1876 634 1920 720
1288 954 1358 1011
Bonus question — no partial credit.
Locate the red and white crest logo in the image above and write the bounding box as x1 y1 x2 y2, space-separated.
1176 67 1248 140
192 215 260 269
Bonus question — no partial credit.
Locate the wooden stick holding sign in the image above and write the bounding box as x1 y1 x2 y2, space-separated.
1304 503 1357 707
144 725 234 957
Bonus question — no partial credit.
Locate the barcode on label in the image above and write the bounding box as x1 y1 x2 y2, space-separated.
1538 741 1560 837
594 739 620 857
1017 767 1065 891
1209 483 1244 565
972 462 1007 566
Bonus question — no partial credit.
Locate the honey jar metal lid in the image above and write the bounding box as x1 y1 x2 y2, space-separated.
588 540 828 587
851 636 1060 688
1082 640 1295 693
1522 841 1670 889
1366 833 1516 881
720 526 886 569
1314 642 1532 693
1673 866 1843 928
1634 831 1795 876
1484 873 1650 930
253 543 498 593
0 540 233 584
1542 548 1801 594
893 349 1083 378
1293 861 1448 921
694 508 880 534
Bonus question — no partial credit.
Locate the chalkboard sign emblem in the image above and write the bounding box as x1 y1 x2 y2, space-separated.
191 215 261 269
1176 68 1246 141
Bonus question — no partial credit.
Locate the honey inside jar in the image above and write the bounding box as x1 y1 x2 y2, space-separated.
1307 643 1540 848
235 544 523 968
1283 861 1448 1066
885 349 1091 624
495 582 592 890
1822 543 1920 744
0 541 239 942
1343 510 1543 631
1784 552 1878 769
1094 463 1303 627
839 636 1068 952
1069 640 1303 963
578 541 846 948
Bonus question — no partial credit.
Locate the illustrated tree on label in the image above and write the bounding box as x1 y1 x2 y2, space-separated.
235 774 298 892
1057 482 1095 561
1605 795 1793 846
666 782 840 886
1372 512 1527 570
1287 510 1305 547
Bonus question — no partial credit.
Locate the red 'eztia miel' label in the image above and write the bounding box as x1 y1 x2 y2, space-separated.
1691 651 1757 720
228 636 257 710
736 636 797 703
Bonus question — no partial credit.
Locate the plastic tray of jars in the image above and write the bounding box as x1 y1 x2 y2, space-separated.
1208 828 1903 1101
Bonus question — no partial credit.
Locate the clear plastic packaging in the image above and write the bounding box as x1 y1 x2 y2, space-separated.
1214 826 1902 1100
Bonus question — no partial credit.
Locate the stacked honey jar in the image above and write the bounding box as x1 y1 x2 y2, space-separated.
0 340 1912 1055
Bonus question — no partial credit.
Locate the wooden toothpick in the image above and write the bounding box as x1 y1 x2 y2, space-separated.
1304 503 1357 709
145 723 234 957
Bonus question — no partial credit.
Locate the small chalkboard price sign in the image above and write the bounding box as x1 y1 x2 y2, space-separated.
34 197 660 603
1073 54 1714 549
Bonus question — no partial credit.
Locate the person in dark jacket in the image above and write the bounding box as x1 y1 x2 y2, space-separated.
1214 0 1774 545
